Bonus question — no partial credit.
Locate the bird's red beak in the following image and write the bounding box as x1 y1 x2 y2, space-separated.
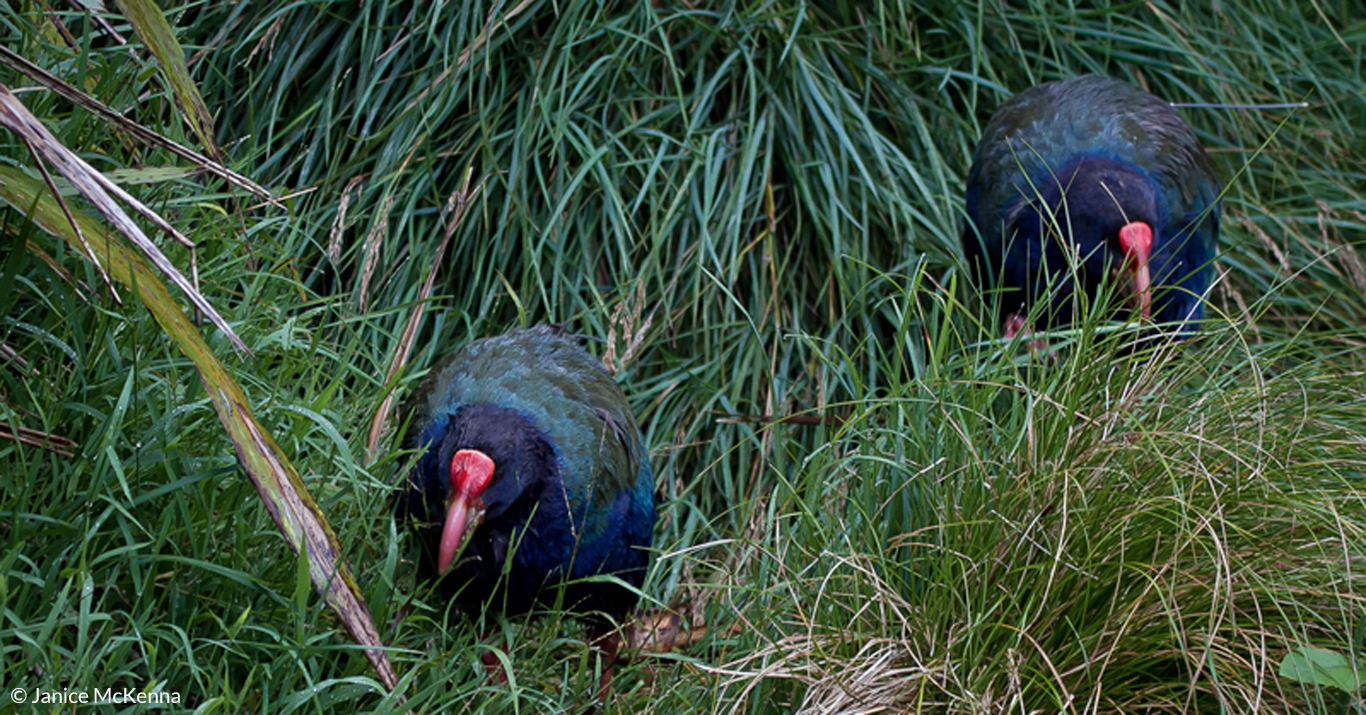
438 449 495 575
1117 221 1153 319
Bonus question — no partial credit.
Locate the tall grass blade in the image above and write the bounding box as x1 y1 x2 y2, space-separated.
0 165 398 693
113 0 223 164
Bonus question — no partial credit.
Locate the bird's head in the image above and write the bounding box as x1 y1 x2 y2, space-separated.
1013 155 1160 320
438 448 494 575
412 403 557 576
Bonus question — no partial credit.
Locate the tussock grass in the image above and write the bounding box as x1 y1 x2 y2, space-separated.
2 0 1363 712
670 322 1366 713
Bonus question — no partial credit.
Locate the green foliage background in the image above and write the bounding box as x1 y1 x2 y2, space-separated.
1 0 1363 712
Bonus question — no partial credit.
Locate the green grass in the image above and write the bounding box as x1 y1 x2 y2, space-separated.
2 0 1364 712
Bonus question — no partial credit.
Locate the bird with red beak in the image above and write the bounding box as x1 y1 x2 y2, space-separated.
395 325 656 702
963 75 1220 341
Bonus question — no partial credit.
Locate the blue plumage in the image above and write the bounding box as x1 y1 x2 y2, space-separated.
962 75 1221 337
395 324 655 626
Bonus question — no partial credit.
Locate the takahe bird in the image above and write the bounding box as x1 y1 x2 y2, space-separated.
962 74 1220 341
395 324 655 693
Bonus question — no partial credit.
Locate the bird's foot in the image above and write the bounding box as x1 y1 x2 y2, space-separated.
479 629 509 684
586 625 621 705
621 607 743 657
623 609 687 655
1004 314 1053 358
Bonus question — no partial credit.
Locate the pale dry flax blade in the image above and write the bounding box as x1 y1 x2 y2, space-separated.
0 423 78 458
62 0 130 45
114 0 224 165
0 84 250 356
20 135 120 304
0 165 400 696
0 46 277 204
50 133 198 250
366 166 480 457
41 7 79 47
0 341 29 372
26 240 95 302
234 400 400 692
